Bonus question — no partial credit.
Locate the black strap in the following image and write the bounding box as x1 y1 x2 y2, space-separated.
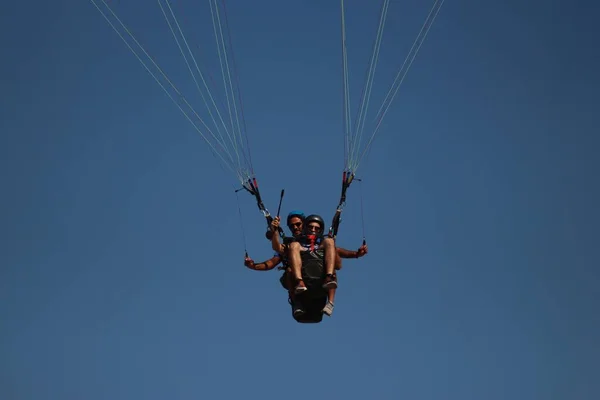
329 171 355 238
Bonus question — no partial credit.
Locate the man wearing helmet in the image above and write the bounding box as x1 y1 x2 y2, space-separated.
269 210 367 273
245 210 367 317
284 214 337 316
271 212 367 316
282 214 336 285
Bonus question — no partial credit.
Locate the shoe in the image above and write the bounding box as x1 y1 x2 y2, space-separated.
293 306 305 317
322 300 334 316
294 279 307 294
322 274 337 289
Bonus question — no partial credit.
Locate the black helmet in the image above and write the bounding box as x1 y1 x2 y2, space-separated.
304 214 325 233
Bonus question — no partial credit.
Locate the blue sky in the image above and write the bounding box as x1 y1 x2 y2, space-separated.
1 0 599 399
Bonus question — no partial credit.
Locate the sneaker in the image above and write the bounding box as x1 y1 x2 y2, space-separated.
322 274 337 289
322 300 334 316
293 306 305 317
294 279 307 294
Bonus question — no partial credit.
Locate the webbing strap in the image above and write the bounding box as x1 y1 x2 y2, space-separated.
329 170 354 238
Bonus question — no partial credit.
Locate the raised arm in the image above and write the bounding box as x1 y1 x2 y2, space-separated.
270 216 286 254
336 243 368 259
244 254 282 271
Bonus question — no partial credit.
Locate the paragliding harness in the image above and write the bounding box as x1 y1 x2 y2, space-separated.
286 171 365 323
286 172 356 323
287 233 330 324
296 234 328 291
240 171 364 323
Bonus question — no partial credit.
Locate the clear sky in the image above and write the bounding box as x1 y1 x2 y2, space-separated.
1 0 599 399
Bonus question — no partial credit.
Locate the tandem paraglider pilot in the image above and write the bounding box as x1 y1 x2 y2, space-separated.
244 210 368 323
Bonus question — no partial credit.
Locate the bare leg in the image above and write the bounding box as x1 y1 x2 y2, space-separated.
335 253 342 270
323 282 336 316
285 268 296 301
324 249 341 313
327 246 339 302
321 238 337 316
288 242 306 293
327 287 336 303
286 268 305 316
322 238 336 276
322 238 337 287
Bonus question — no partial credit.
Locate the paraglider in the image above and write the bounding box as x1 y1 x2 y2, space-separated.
90 0 445 323
245 210 368 322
